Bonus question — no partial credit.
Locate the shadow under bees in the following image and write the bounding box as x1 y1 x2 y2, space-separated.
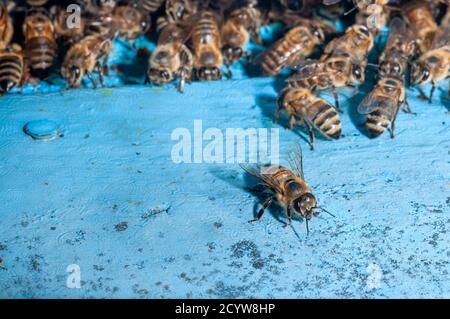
112 47 150 85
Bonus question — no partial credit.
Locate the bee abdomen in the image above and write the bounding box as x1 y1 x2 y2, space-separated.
26 37 56 72
140 0 165 13
0 54 23 93
26 0 49 6
366 108 390 138
310 101 342 139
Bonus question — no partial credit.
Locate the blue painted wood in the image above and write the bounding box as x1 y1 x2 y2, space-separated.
0 30 449 298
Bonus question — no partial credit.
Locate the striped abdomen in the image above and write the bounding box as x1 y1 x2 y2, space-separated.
26 0 49 6
260 26 312 76
366 107 391 138
193 12 221 47
25 36 56 76
0 52 23 94
140 0 165 13
307 100 342 139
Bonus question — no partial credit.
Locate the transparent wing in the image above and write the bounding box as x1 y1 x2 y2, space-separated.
357 89 397 115
287 143 304 179
240 163 284 194
286 61 324 83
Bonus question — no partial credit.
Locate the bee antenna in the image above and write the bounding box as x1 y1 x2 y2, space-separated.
367 63 379 69
344 6 357 16
316 206 336 218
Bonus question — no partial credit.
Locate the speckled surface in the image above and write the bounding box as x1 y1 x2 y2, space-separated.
0 27 449 298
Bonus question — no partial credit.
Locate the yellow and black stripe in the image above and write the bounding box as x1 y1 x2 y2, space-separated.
25 36 56 76
309 100 342 139
366 107 391 138
0 50 23 94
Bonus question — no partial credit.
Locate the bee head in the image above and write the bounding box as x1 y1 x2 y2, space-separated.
61 64 84 88
222 45 244 63
148 68 173 85
197 66 222 81
410 62 431 86
350 64 365 84
293 192 317 218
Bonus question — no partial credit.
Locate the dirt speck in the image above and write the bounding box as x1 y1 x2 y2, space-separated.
115 222 128 232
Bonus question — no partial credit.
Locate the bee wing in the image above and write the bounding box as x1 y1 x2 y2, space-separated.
286 61 324 83
430 24 450 50
287 143 305 180
240 163 284 194
322 0 342 5
357 89 397 116
385 18 411 50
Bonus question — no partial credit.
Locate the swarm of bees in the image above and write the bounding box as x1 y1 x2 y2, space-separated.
0 0 448 233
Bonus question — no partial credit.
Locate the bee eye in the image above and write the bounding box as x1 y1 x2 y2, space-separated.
72 67 81 76
141 21 148 31
422 69 430 81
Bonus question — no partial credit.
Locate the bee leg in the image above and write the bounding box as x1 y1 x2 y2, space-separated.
331 86 342 113
96 63 105 87
289 115 295 129
429 81 435 104
178 69 187 93
249 196 273 223
225 63 232 79
417 87 429 101
390 112 398 139
86 71 97 89
283 206 292 228
306 123 315 150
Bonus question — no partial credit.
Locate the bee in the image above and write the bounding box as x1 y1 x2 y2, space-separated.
23 10 58 78
0 2 14 50
148 23 193 92
113 4 151 43
221 6 262 78
277 87 342 149
410 22 450 103
287 24 373 111
378 18 416 79
61 34 112 88
403 0 438 54
0 44 24 95
358 77 408 139
254 18 335 77
191 11 223 81
50 5 86 46
240 144 334 234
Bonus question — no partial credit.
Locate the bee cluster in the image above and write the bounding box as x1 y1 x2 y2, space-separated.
0 0 449 142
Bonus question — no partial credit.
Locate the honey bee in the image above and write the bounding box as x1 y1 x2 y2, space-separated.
191 11 223 81
0 44 24 95
61 34 112 88
23 10 58 78
254 17 335 77
113 4 151 43
51 5 86 45
287 24 373 110
277 87 342 149
0 2 14 50
403 0 438 54
358 77 408 138
378 18 416 79
240 144 334 234
148 22 194 92
221 6 262 78
410 22 450 103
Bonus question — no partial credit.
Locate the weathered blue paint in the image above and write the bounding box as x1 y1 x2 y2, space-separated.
0 27 449 298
